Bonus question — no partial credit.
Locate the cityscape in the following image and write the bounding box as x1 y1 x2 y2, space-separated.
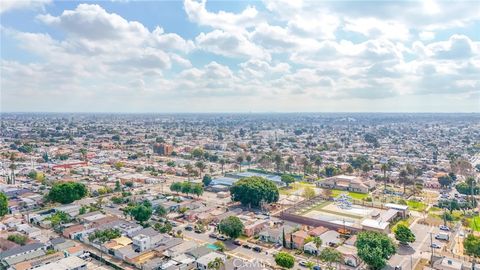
1 1 480 270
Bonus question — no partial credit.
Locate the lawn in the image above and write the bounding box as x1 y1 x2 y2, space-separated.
407 200 427 212
279 182 315 196
331 190 369 200
468 216 480 232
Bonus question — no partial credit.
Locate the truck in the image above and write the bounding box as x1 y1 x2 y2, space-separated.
435 233 449 241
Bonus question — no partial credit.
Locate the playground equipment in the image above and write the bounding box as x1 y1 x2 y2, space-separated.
335 193 353 209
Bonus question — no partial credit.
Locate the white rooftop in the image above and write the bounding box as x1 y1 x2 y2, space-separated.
361 219 389 230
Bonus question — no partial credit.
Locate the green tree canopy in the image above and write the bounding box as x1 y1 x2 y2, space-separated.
202 175 212 186
394 224 415 245
48 182 87 204
0 192 8 217
230 176 279 208
319 247 344 270
170 182 182 194
7 234 28 245
464 234 480 258
281 174 295 187
218 216 244 239
274 252 295 269
355 231 396 270
129 204 152 223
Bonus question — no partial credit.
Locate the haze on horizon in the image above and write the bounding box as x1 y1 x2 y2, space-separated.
1 0 479 113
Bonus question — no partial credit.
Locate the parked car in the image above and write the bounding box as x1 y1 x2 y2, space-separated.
217 235 227 241
185 225 194 231
209 233 217 239
435 233 449 241
233 240 242 246
313 266 322 270
439 225 450 231
431 243 441 249
194 229 203 234
242 244 252 249
253 246 262 252
299 261 309 267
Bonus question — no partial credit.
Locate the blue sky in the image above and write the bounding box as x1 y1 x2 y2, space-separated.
1 0 479 112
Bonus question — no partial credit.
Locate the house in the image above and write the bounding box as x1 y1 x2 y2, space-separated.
291 230 309 249
12 251 64 270
303 241 322 256
34 255 87 270
317 175 374 193
336 245 360 268
258 225 295 244
196 252 226 270
0 243 46 268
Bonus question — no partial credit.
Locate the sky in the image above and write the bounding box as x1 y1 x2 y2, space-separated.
0 0 479 113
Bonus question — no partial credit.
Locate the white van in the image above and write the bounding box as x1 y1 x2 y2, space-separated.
435 233 449 241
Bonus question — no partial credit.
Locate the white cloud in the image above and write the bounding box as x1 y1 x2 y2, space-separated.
2 0 479 112
184 0 260 32
0 0 50 14
343 18 410 40
196 30 270 60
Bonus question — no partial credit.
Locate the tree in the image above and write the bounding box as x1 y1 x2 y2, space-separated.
381 163 389 191
394 224 415 245
246 155 252 168
275 252 295 269
313 236 322 251
464 234 480 266
218 216 244 239
181 182 192 195
314 157 323 176
0 192 8 217
319 247 344 270
398 169 410 194
195 161 206 178
155 205 167 217
191 184 204 197
48 182 87 204
124 181 133 188
355 231 396 270
287 156 295 173
438 175 453 188
202 175 212 187
219 159 226 175
213 241 226 252
236 155 244 172
281 174 295 187
7 234 28 245
230 176 279 208
207 257 224 270
303 186 316 200
170 182 182 194
274 154 283 172
129 204 152 224
191 148 204 159
115 180 121 192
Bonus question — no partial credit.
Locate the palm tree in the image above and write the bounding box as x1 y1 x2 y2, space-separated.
287 156 295 173
219 159 225 175
207 257 224 270
313 236 322 261
236 156 244 172
246 155 252 169
274 153 283 172
399 169 409 194
381 163 389 191
314 157 323 177
302 158 310 176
